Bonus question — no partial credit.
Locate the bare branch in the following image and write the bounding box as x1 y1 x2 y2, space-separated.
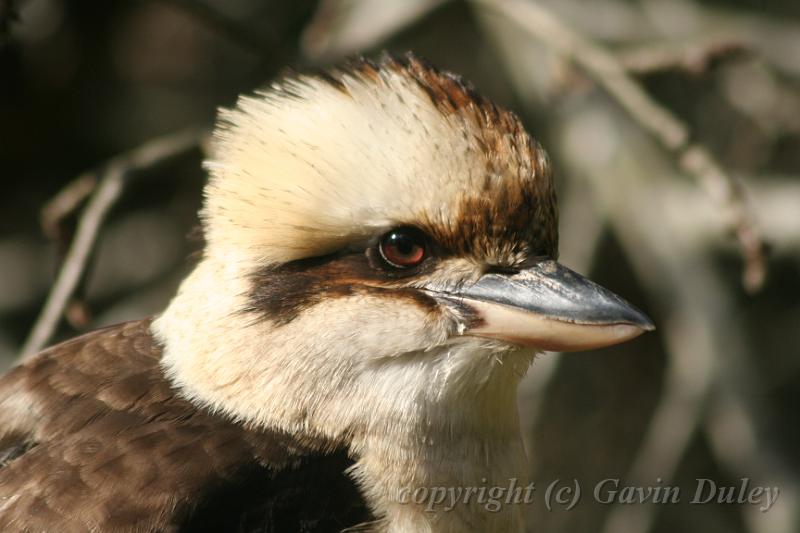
535 0 800 78
19 128 206 361
473 0 767 292
619 38 751 76
680 147 765 290
40 174 97 241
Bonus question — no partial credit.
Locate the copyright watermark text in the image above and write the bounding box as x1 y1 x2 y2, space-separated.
396 478 780 513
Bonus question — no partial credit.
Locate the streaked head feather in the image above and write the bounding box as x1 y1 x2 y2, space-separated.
202 54 556 267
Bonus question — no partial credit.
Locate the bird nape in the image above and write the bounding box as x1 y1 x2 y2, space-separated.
0 53 653 533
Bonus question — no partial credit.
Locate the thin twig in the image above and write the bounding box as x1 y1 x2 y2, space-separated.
19 128 206 360
473 0 767 292
619 38 751 76
40 174 97 240
527 0 800 78
640 0 800 78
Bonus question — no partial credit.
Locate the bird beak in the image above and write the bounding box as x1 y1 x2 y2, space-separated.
444 260 654 351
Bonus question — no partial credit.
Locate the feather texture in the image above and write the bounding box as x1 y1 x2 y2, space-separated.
0 321 370 532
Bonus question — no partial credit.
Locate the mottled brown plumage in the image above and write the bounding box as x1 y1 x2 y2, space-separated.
0 321 371 532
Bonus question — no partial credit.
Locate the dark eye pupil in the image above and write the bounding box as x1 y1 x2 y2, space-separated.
393 235 414 255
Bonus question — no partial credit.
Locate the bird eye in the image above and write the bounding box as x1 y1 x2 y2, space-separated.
378 228 427 269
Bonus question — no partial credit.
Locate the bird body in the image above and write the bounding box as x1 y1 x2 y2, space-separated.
0 320 369 531
0 54 652 532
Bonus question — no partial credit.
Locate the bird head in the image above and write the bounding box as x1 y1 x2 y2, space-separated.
154 54 653 444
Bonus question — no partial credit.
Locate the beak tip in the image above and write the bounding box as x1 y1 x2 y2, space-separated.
623 307 655 333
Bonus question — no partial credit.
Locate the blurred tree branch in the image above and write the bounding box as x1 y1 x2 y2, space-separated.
618 37 752 76
535 0 800 79
473 0 767 292
19 129 208 361
546 102 799 533
40 175 97 242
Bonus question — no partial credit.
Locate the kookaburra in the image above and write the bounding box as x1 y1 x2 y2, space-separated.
0 54 653 532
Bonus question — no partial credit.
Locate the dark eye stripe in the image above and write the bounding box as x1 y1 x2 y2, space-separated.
247 249 439 326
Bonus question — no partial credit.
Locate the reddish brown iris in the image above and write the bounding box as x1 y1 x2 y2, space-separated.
379 228 426 268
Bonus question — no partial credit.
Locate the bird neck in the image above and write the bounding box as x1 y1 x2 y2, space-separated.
345 349 529 533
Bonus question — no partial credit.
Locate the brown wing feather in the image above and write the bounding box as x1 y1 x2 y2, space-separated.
0 320 370 532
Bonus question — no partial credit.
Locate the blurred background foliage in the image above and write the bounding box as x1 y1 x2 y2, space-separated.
1 1 798 532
